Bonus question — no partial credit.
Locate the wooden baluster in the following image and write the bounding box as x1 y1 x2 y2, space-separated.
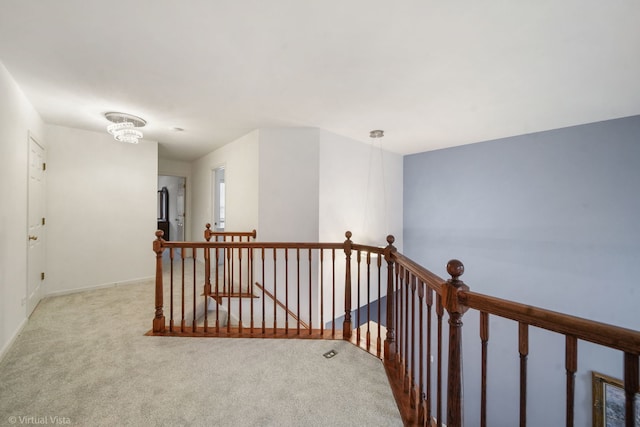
384 235 396 362
366 251 371 351
273 248 277 331
285 249 289 334
397 266 404 373
226 245 232 333
565 335 577 427
377 253 382 357
418 280 425 426
426 287 433 425
181 246 186 332
357 250 362 346
410 274 417 408
404 268 410 393
343 231 353 340
308 248 312 335
436 294 443 426
193 249 198 332
222 235 227 294
215 240 220 333
624 352 639 427
205 225 219 332
480 312 489 427
204 245 211 333
261 248 266 334
519 322 529 427
250 246 254 334
238 247 243 333
396 265 402 368
231 236 235 295
153 231 166 333
320 249 324 337
169 247 174 332
444 259 469 427
297 248 301 336
332 248 336 338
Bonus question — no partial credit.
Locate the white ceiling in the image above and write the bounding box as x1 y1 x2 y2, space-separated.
1 1 639 161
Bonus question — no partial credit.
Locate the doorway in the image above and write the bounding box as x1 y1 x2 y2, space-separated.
27 134 45 316
157 175 186 241
213 166 225 232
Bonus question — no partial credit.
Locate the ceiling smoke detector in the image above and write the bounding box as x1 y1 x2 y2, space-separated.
105 112 146 144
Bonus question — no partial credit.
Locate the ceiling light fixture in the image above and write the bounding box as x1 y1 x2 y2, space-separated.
105 112 146 144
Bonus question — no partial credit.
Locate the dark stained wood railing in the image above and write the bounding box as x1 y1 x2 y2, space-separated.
384 247 640 427
150 227 640 427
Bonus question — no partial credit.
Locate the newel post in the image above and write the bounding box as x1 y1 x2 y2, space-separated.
343 231 353 340
383 235 397 362
204 223 213 242
444 259 469 427
203 226 212 332
152 230 166 333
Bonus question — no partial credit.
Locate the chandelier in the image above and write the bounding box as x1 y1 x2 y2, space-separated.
105 112 146 144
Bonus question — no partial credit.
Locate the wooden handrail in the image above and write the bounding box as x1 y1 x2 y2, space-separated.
390 252 444 293
253 282 310 330
204 223 257 241
459 290 640 354
160 240 344 250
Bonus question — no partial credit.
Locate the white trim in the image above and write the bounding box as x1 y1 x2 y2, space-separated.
0 317 28 364
44 276 154 298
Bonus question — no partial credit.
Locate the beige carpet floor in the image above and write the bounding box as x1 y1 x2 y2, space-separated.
0 280 402 426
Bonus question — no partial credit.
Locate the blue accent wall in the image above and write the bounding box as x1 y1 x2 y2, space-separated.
403 115 640 426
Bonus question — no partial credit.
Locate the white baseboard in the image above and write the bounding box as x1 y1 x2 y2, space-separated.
0 317 28 364
44 276 154 298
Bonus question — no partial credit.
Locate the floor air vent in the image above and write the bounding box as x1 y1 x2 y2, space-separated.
323 349 337 359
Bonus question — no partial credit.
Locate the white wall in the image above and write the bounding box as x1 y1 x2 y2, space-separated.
404 116 640 426
0 62 45 358
319 130 403 249
318 130 403 322
190 130 259 240
45 125 158 295
258 128 320 242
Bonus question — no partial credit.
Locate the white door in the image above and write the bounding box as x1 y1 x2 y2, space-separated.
213 166 225 232
27 135 46 316
175 177 186 241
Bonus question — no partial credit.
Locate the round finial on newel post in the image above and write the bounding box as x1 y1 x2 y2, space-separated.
383 235 397 262
153 230 165 255
205 223 211 230
447 259 464 282
345 231 352 240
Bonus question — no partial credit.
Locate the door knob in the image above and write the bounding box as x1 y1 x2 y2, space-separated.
29 235 38 241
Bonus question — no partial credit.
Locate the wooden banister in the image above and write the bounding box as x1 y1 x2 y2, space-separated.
458 291 640 354
152 230 165 333
253 282 310 330
442 260 468 427
204 223 256 241
383 235 397 362
150 227 640 427
343 231 353 340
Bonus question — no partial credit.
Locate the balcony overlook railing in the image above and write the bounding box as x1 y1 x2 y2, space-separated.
148 226 640 427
